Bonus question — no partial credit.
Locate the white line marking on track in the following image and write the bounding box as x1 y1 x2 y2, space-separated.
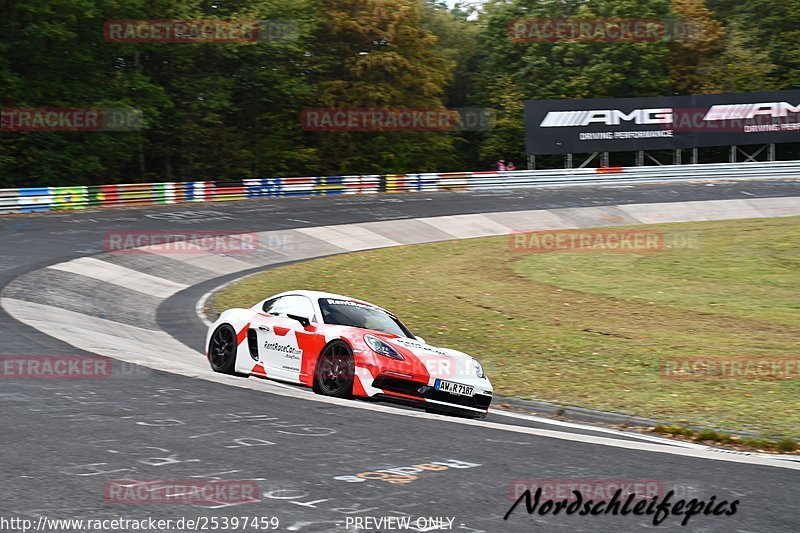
49 257 188 298
196 270 268 328
489 408 704 448
181 363 800 472
489 408 800 463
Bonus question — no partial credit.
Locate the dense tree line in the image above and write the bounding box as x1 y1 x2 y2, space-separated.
0 0 797 187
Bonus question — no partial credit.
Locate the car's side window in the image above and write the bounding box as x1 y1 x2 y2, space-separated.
262 298 281 314
282 295 317 323
264 295 316 323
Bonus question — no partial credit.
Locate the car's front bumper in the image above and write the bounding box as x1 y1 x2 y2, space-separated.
369 373 493 414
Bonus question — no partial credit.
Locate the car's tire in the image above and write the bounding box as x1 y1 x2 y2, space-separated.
313 340 355 398
208 324 238 375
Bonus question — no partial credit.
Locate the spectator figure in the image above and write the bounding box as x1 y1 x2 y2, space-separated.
497 159 506 172
507 161 517 171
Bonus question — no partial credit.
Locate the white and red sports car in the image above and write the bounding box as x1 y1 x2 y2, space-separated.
206 290 493 418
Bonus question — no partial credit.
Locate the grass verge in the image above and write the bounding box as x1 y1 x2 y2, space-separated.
213 217 800 438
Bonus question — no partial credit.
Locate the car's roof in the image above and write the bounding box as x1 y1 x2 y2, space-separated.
273 290 380 307
268 290 401 322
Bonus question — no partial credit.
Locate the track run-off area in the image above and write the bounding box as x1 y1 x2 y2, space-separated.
1 180 799 532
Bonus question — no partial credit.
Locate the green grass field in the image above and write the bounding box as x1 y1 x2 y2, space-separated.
213 217 800 437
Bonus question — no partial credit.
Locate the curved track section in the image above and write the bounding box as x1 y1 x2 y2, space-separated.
2 182 800 532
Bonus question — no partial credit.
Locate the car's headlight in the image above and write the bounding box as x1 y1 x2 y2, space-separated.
473 359 485 378
364 334 404 360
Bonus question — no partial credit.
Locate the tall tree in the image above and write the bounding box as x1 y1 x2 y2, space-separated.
421 0 484 169
305 0 458 174
729 0 800 89
666 0 724 95
124 0 315 181
699 29 779 93
476 0 672 166
0 0 168 186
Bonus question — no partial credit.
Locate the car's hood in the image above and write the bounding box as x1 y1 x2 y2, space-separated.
382 336 469 361
378 335 483 382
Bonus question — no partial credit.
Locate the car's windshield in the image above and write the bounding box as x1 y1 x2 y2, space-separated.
318 298 413 338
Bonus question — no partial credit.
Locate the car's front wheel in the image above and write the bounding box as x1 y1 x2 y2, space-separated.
208 324 238 374
313 340 354 398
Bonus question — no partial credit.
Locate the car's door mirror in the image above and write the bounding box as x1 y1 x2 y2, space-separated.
415 336 426 344
287 314 311 328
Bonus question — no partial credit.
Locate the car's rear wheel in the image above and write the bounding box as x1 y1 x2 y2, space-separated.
313 340 354 398
209 324 237 374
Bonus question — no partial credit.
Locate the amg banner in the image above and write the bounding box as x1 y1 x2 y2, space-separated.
524 90 800 155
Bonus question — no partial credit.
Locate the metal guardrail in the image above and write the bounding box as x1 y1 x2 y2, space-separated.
1 161 798 214
386 160 800 193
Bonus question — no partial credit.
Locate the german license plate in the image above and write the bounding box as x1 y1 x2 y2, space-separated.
435 379 474 397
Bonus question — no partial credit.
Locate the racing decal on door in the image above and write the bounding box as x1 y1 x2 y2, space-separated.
254 319 324 383
236 323 251 345
262 328 303 377
250 362 267 377
272 325 292 337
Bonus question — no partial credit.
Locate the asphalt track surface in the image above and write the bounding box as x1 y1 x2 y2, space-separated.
1 180 799 532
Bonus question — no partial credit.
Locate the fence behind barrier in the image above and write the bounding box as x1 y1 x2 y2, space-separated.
1 161 798 214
